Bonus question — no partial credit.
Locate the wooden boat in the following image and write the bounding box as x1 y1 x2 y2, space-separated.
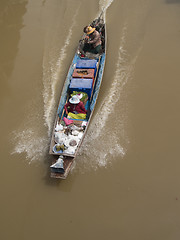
49 14 106 179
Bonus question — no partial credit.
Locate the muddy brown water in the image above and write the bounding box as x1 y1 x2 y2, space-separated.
0 0 180 239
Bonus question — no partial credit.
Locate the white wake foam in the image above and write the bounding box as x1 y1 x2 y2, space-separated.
12 6 81 163
97 0 114 19
12 129 48 162
99 0 114 12
75 24 135 172
43 7 80 136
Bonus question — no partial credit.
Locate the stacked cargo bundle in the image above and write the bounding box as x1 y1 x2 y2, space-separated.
69 59 98 98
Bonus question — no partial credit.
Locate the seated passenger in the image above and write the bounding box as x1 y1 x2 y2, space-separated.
64 95 87 119
83 26 102 54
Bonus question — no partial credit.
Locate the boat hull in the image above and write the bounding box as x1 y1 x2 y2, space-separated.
49 16 106 179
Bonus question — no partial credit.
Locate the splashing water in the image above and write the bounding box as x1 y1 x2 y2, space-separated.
43 7 80 136
11 6 81 163
96 0 114 19
11 100 50 163
91 26 129 140
11 0 119 165
99 0 114 12
12 129 49 162
76 24 138 172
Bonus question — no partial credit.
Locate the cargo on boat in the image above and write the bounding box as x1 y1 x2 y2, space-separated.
49 14 106 179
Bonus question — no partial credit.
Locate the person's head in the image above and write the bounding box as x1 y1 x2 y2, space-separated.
69 95 80 104
83 26 95 35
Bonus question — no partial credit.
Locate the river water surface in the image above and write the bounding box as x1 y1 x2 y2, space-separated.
1 0 180 239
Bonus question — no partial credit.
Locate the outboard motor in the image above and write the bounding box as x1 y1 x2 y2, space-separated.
50 156 65 174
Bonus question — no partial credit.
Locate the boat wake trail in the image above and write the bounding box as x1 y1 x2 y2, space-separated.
43 6 80 136
12 129 48 162
12 5 81 163
11 102 49 163
97 0 114 19
99 0 114 13
75 24 139 173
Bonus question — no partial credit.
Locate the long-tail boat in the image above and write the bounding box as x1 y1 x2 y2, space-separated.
49 14 106 179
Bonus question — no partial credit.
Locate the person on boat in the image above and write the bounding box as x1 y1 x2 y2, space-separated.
64 95 87 120
83 26 102 54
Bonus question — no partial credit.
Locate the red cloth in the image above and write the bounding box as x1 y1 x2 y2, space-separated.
63 117 73 126
64 101 87 114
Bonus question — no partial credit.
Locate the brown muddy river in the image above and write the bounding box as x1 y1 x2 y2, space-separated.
0 0 180 239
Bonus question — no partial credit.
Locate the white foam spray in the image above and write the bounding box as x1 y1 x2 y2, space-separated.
12 129 48 162
43 6 80 136
99 0 114 13
11 99 49 163
11 6 81 163
75 24 138 173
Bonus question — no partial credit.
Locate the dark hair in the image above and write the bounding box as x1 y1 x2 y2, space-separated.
83 26 88 33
